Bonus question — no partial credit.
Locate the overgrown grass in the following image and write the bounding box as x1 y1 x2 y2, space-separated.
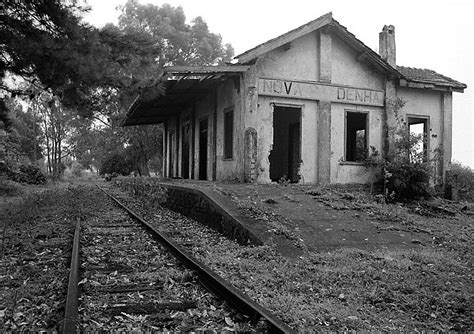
0 178 23 196
112 181 473 332
451 162 474 201
208 245 472 331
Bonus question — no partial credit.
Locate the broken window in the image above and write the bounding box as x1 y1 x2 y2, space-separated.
345 111 368 161
223 108 234 159
407 116 429 162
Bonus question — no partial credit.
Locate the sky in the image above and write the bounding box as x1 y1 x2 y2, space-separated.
83 0 473 167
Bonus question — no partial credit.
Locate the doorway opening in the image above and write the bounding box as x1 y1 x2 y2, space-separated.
181 123 190 179
199 118 208 180
169 130 175 177
270 106 302 183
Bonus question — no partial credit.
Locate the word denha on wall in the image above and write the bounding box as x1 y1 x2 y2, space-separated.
258 78 384 106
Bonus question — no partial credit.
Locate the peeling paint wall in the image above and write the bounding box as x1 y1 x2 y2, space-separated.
330 104 383 184
331 37 384 90
252 33 321 183
258 32 319 80
252 31 387 185
329 35 386 184
163 25 454 186
397 87 448 183
167 79 243 182
215 79 244 181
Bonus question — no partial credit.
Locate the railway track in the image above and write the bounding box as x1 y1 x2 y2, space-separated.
62 184 294 333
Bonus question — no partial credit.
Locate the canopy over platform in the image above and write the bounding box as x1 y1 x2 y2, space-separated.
123 65 249 126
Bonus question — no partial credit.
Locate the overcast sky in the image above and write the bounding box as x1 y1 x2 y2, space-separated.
83 0 473 167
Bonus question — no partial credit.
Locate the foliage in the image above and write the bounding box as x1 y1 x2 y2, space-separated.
364 98 435 202
450 162 474 201
387 129 434 201
118 0 233 67
70 160 85 177
9 103 44 162
0 0 162 118
99 153 134 176
1 0 232 181
7 164 47 185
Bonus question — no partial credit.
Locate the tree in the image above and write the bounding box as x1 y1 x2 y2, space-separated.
1 98 44 163
118 0 234 67
1 1 234 180
1 0 163 123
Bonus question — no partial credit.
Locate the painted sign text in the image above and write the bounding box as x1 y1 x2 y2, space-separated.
258 78 384 107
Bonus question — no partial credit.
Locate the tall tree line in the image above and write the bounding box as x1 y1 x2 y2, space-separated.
1 0 233 178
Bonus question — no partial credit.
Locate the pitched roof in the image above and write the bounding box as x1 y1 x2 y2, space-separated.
235 12 333 63
235 12 400 77
235 13 466 92
397 66 466 91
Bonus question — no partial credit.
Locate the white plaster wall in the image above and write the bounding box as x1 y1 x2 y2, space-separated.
215 79 243 181
245 30 391 185
330 103 384 184
331 36 384 90
258 32 319 81
397 87 443 163
253 32 321 183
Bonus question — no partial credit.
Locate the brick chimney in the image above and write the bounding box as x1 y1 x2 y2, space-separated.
379 25 396 66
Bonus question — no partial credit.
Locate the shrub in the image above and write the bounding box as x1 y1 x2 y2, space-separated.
71 161 84 177
450 162 474 201
99 153 134 176
8 164 47 185
364 97 436 202
0 177 22 196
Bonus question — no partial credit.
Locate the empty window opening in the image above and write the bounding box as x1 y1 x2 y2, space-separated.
408 117 428 162
346 112 368 161
270 106 301 183
199 118 208 180
223 108 234 159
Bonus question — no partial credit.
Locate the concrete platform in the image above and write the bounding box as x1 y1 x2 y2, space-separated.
117 178 434 258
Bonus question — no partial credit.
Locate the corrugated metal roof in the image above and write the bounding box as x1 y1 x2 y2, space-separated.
123 71 242 126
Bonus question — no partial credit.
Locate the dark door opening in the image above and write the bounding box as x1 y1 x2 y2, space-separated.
169 130 175 177
181 123 190 179
199 118 208 180
270 106 301 183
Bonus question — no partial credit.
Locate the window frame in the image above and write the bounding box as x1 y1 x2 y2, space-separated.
406 114 430 162
344 110 369 163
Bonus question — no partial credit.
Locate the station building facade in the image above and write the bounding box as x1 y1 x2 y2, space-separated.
124 13 466 185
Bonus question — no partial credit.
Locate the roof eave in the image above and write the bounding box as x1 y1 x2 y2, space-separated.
164 65 250 76
399 79 466 92
235 12 333 64
327 22 401 78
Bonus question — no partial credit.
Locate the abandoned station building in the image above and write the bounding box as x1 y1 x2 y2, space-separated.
125 13 466 185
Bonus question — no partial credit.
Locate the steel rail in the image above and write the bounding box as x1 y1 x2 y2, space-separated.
97 184 295 334
63 218 81 333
